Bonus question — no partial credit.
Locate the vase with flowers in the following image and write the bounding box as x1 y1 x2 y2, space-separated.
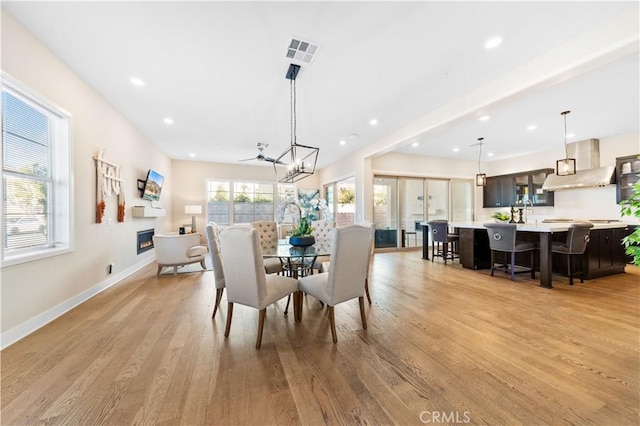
281 197 330 246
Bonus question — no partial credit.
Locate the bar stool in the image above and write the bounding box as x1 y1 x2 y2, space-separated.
427 220 459 264
484 223 536 281
551 223 594 285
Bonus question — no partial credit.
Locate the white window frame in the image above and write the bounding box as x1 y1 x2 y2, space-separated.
205 179 294 225
1 73 74 267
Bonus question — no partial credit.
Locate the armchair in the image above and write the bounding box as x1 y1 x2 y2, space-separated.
153 233 208 275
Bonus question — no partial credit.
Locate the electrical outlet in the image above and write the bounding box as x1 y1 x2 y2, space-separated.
108 263 114 274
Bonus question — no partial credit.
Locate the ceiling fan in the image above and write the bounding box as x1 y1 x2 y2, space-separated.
238 143 283 164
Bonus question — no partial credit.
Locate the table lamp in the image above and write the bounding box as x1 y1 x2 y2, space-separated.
184 205 202 233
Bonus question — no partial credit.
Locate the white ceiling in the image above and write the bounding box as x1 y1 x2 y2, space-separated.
3 1 639 169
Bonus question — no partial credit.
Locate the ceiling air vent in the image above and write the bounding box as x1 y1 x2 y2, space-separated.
286 38 320 63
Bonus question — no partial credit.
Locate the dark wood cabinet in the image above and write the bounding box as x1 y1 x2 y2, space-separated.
483 169 554 208
484 175 515 207
584 227 631 278
616 154 639 204
458 228 490 270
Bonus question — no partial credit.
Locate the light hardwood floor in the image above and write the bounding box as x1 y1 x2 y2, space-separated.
2 252 639 425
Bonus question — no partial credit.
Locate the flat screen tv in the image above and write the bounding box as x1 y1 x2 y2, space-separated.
142 169 164 201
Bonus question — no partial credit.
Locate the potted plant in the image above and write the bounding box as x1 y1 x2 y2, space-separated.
491 211 511 223
289 216 316 246
620 163 640 266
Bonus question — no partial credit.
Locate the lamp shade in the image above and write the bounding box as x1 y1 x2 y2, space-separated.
476 173 487 186
185 205 202 215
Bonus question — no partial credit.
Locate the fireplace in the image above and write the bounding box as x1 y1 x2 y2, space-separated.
137 229 155 254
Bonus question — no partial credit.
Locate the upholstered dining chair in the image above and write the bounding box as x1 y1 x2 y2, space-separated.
251 221 283 275
551 223 594 285
426 220 459 264
205 223 225 318
322 222 375 304
484 223 536 281
297 225 373 343
310 220 335 273
218 226 299 349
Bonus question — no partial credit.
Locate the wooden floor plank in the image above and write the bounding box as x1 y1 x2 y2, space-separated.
1 256 638 425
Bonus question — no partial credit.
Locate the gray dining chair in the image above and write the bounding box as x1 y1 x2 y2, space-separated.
427 220 459 264
551 223 594 285
297 225 373 343
484 223 537 281
218 226 299 349
205 223 225 318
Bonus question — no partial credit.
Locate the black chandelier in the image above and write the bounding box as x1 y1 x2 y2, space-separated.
274 64 319 183
556 110 576 176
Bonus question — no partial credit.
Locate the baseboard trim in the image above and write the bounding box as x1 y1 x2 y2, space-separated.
1 256 155 350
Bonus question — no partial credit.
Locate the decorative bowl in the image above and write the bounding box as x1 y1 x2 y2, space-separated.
289 235 315 247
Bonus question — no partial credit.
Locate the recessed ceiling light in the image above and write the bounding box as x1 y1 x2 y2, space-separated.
452 147 459 152
130 77 145 87
163 117 174 125
339 140 346 145
566 133 575 138
527 125 537 131
411 142 419 147
479 115 491 121
369 118 378 126
487 152 494 157
189 153 195 158
483 36 503 50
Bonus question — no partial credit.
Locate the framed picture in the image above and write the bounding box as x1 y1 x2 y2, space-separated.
298 189 322 221
298 189 319 206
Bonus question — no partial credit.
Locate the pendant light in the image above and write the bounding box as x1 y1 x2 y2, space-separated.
274 64 319 183
556 110 576 176
474 137 486 186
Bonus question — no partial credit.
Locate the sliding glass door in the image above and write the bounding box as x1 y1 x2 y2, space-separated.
373 175 473 250
400 178 424 248
373 177 398 248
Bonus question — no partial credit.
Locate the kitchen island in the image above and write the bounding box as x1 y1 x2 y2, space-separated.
423 221 632 288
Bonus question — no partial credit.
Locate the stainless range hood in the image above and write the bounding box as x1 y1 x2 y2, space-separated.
542 139 615 191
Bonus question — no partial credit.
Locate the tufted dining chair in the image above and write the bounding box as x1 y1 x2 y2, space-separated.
297 225 373 343
310 220 335 273
251 221 283 275
205 223 226 318
219 226 299 349
484 223 536 281
551 223 594 285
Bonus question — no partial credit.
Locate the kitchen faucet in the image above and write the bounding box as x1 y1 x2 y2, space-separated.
522 198 534 223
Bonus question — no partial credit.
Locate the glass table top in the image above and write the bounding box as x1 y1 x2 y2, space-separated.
262 239 332 258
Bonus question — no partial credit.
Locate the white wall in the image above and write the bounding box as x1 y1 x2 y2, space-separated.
483 132 639 222
171 160 321 233
0 11 171 343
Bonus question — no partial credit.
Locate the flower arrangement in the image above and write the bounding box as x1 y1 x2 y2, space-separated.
281 197 330 236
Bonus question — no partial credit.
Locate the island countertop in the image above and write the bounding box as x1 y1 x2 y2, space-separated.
420 220 633 289
442 221 630 233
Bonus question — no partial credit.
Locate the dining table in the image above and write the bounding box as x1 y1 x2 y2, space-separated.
262 238 332 314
